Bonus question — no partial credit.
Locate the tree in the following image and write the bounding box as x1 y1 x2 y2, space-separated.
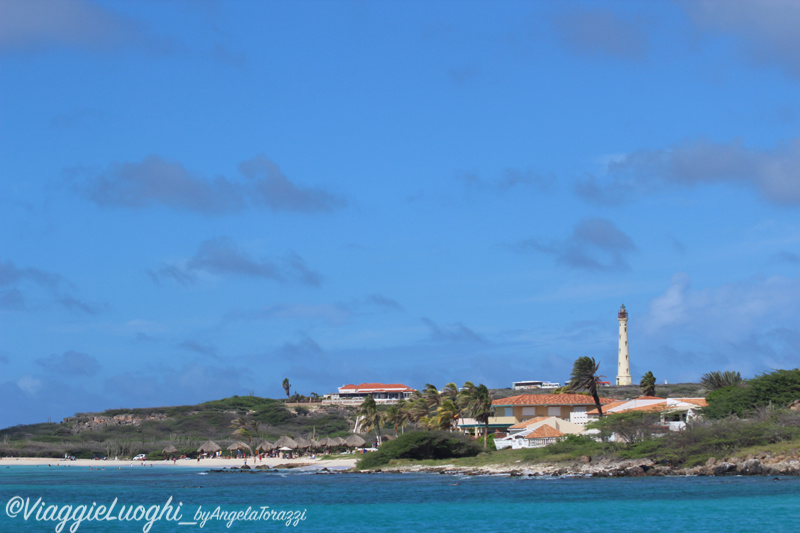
422 383 441 410
433 399 460 430
701 370 745 391
384 401 410 435
703 368 800 419
357 395 384 443
282 378 291 399
441 382 459 403
463 383 493 449
640 371 657 397
230 417 260 448
587 411 663 444
569 356 605 417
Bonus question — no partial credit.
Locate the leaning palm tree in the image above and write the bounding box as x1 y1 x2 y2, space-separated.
282 378 291 399
464 383 493 449
422 383 441 410
569 356 605 417
701 370 745 391
406 396 432 427
441 382 459 403
433 399 460 430
357 395 384 443
640 371 657 396
384 401 410 435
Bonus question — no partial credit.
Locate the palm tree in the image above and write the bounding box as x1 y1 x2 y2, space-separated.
282 378 291 399
701 370 745 391
464 383 493 449
569 356 605 417
405 396 430 427
441 382 459 403
640 371 657 396
357 395 384 444
384 401 410 435
433 399 460 430
422 383 441 410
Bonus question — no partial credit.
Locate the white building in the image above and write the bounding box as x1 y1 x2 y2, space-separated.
494 416 585 450
322 383 416 405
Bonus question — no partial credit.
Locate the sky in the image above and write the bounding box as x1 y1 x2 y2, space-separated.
1 0 799 429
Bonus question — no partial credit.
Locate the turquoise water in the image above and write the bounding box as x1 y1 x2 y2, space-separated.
1 466 799 532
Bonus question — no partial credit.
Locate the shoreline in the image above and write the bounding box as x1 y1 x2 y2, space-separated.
0 456 358 470
368 453 800 477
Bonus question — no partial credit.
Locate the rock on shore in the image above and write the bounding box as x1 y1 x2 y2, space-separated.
372 451 800 477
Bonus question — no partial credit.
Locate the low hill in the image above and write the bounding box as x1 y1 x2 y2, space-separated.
0 395 354 459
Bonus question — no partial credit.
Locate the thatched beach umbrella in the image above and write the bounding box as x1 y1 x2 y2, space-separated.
257 440 274 452
309 439 322 450
162 445 178 455
294 436 311 450
345 434 367 448
227 441 253 454
331 436 347 447
197 440 221 454
273 436 298 449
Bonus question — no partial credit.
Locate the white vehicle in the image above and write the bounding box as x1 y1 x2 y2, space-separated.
133 454 147 461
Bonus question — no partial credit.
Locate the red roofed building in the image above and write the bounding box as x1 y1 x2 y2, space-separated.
323 383 416 405
486 393 615 430
585 396 708 432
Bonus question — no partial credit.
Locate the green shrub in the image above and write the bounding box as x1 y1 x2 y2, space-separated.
356 431 481 470
703 369 800 419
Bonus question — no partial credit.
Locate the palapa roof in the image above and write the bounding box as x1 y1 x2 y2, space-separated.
162 445 178 454
257 440 274 452
330 436 347 446
227 441 253 452
273 435 299 449
197 440 221 453
345 434 367 447
294 436 311 449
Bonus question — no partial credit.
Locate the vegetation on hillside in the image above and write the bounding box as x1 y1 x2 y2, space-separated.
703 369 800 419
0 395 352 459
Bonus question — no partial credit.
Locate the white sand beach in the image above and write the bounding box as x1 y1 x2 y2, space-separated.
0 456 357 470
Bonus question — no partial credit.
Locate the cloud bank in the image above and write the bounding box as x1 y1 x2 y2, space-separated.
73 154 345 215
577 137 800 206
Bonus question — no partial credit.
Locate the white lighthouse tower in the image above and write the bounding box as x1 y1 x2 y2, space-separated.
616 304 632 386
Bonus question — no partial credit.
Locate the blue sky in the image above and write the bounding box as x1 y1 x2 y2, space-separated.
1 0 799 428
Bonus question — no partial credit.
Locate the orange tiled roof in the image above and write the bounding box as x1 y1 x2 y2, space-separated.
508 417 549 430
525 425 564 439
493 394 615 407
586 400 629 415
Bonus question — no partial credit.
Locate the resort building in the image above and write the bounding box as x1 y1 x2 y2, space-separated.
322 383 416 405
511 380 560 390
585 396 708 431
494 416 585 450
459 393 615 433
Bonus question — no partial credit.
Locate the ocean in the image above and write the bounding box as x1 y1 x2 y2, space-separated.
1 465 798 532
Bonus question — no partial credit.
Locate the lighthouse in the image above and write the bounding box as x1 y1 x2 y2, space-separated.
616 304 632 386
